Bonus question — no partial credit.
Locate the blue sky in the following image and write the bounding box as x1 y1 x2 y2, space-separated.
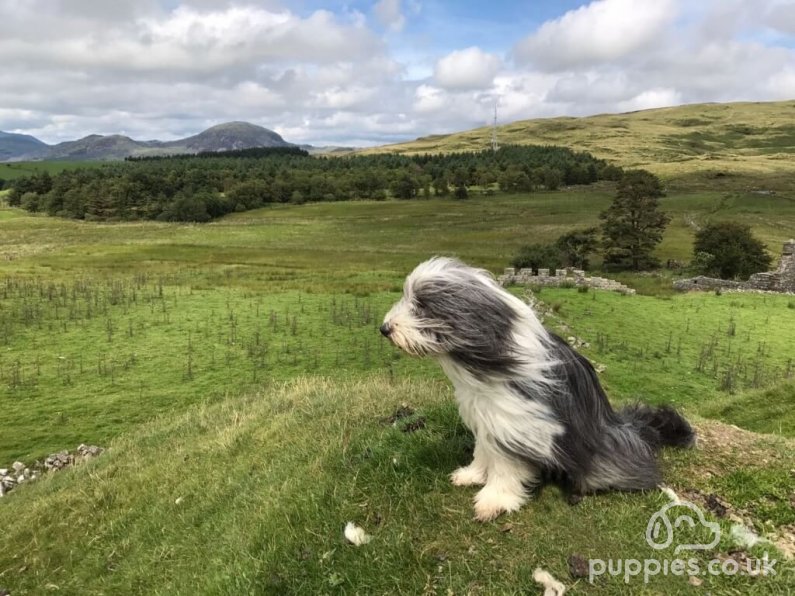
0 0 793 145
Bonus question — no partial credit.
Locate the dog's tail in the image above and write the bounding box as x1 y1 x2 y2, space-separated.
618 403 696 450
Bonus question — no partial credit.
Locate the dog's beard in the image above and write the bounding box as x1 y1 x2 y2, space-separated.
386 322 446 357
382 297 451 357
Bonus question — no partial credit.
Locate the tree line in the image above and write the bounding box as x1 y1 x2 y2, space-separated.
6 145 622 222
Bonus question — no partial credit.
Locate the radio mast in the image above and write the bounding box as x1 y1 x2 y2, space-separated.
491 103 499 153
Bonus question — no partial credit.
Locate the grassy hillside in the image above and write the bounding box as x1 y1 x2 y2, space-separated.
363 101 795 188
0 377 792 594
1 186 794 593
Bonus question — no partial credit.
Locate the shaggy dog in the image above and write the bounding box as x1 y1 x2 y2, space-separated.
381 257 694 522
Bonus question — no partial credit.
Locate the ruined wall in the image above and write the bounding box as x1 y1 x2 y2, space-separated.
498 267 635 294
674 240 795 294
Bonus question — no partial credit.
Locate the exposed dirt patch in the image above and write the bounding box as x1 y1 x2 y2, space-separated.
381 404 415 425
774 524 795 560
401 417 426 433
689 420 794 479
670 420 795 560
568 553 589 579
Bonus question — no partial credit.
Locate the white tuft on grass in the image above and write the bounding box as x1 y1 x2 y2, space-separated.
533 568 566 596
344 522 372 546
660 486 681 504
730 524 769 549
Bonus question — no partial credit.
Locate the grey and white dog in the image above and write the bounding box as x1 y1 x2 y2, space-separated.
381 257 694 522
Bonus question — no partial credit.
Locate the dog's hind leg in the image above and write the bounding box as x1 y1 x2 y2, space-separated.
472 444 539 522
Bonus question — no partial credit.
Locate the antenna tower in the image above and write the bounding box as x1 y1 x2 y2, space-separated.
491 103 499 153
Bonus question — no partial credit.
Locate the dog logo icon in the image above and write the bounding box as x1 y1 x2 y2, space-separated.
646 501 721 554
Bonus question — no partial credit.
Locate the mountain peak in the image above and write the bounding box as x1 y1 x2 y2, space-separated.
178 122 289 153
0 130 49 161
0 122 293 162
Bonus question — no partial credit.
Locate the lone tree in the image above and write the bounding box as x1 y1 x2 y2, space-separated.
556 227 599 270
600 170 670 270
693 222 772 279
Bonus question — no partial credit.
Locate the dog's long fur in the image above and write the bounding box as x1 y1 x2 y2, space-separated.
381 257 694 521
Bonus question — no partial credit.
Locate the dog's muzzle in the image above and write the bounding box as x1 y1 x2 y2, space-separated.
379 323 392 338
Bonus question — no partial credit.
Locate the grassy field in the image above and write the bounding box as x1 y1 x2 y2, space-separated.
363 100 795 190
2 186 795 287
0 185 794 594
0 160 103 182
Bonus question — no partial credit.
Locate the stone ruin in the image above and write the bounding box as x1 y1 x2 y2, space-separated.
0 444 104 498
498 266 635 294
674 239 795 294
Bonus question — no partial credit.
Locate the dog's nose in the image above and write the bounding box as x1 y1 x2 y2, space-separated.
380 323 392 337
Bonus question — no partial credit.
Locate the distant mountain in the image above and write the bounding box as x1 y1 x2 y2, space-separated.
167 122 289 153
0 122 295 162
0 131 49 161
47 134 146 161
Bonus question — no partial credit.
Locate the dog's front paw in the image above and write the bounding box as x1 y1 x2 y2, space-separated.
473 485 526 522
450 465 487 487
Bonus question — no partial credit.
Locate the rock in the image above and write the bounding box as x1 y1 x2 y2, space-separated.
1 443 105 499
77 444 103 458
688 575 703 587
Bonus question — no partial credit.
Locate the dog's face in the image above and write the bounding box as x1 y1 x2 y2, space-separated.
381 257 519 361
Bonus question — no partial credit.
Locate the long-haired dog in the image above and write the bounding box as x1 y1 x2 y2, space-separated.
381 257 694 522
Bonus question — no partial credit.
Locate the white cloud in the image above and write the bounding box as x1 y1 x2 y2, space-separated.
0 0 794 148
514 0 678 70
434 47 502 90
617 88 682 112
413 85 449 113
373 0 405 32
765 66 795 98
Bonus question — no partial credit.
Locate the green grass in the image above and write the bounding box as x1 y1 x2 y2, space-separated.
0 160 102 181
1 186 794 593
699 383 795 436
535 288 795 419
1 188 794 291
0 378 792 594
0 277 425 463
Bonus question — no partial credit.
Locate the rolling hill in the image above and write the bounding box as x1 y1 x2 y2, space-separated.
363 100 795 184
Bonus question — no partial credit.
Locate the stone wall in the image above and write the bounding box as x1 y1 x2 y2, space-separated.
498 267 635 294
672 276 746 292
674 239 795 294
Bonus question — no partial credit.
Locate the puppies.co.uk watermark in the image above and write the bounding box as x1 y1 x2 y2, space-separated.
588 499 778 584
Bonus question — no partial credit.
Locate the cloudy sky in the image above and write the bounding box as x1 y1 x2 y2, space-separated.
1 0 793 146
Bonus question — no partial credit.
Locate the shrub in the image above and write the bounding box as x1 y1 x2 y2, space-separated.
512 243 562 273
693 222 772 280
